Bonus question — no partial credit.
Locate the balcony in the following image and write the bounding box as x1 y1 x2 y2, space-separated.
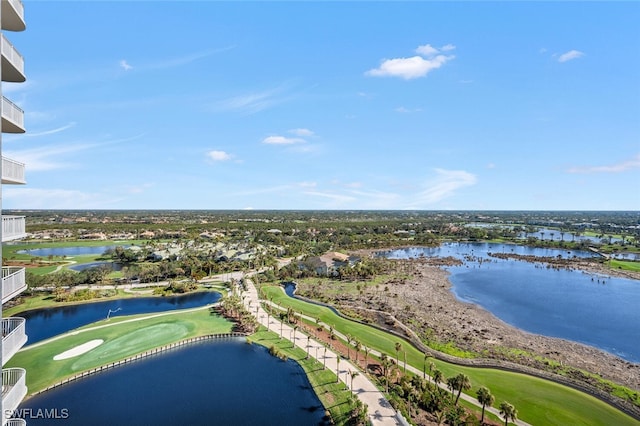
1 0 25 32
1 318 26 365
1 157 25 184
1 34 25 83
4 419 25 426
1 216 25 242
1 368 27 426
1 96 24 134
1 267 26 304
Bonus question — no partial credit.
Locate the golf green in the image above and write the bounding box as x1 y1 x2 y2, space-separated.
70 323 189 371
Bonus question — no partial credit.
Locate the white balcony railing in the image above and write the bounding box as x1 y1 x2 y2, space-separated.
4 419 26 426
1 0 25 32
0 33 25 83
1 156 25 185
1 267 26 304
1 318 26 366
1 96 25 134
1 368 27 426
1 216 26 242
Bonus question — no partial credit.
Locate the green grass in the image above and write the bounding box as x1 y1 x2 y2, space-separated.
7 307 233 395
261 285 638 426
249 329 355 424
608 259 640 272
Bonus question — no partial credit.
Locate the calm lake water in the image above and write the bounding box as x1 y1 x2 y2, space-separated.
379 243 640 363
16 340 326 425
17 246 119 257
22 292 221 345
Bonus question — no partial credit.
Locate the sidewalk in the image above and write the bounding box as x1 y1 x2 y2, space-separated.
241 279 401 426
261 287 531 426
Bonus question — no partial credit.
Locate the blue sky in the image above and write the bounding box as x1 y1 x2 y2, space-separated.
3 1 639 210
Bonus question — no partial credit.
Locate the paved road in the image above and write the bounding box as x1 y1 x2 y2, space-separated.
240 279 402 426
262 287 531 426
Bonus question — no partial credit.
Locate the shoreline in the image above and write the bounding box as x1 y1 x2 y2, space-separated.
317 249 640 392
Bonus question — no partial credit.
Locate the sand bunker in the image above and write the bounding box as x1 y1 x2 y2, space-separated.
53 339 104 361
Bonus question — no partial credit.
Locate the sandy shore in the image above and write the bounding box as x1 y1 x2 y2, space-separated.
298 253 640 392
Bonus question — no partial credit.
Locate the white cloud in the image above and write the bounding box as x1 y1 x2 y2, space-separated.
366 43 456 80
303 191 357 204
126 183 155 194
395 106 422 113
5 143 94 171
366 54 454 80
26 122 76 137
206 150 232 161
415 44 440 56
289 128 314 137
215 86 291 114
3 187 122 209
567 154 640 173
119 60 133 71
262 135 306 145
416 169 477 204
5 134 144 171
558 50 584 63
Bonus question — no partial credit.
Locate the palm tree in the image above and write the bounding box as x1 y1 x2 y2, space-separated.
432 368 443 389
395 342 402 367
453 373 471 405
350 370 359 391
292 325 298 348
476 386 495 424
323 347 327 370
499 401 517 426
353 338 361 365
336 356 341 383
363 346 370 367
346 334 352 359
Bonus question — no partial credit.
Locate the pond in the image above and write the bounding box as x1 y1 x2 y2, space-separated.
68 261 124 272
378 243 640 363
17 246 120 257
21 292 221 345
15 340 327 425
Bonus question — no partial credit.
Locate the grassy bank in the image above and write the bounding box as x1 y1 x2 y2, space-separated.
261 285 638 426
248 329 358 425
7 307 232 395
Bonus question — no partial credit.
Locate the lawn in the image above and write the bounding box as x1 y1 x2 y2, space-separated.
249 329 356 425
261 285 638 426
7 307 233 395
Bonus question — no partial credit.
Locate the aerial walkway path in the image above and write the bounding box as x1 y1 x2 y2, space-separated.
240 279 402 426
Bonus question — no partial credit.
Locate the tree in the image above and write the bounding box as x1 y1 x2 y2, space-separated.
346 334 352 360
453 373 471 405
336 355 341 383
476 386 495 424
395 342 402 368
499 401 517 426
350 370 359 391
353 338 361 365
432 368 443 389
292 325 298 348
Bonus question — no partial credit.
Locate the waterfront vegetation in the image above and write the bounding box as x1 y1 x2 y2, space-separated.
259 284 639 425
5 210 640 424
248 329 365 425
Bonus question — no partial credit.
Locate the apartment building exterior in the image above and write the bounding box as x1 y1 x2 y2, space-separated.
1 0 27 425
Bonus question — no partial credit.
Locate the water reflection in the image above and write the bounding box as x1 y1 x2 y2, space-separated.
18 341 327 425
22 292 221 345
380 243 640 363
